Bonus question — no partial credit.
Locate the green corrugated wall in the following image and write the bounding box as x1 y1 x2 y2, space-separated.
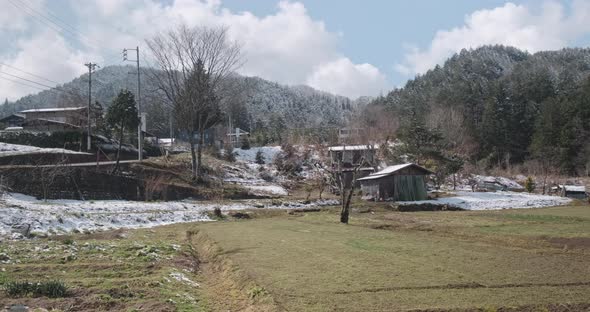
392 175 428 201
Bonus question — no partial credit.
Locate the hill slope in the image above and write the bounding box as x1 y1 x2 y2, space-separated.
0 66 360 137
371 45 590 174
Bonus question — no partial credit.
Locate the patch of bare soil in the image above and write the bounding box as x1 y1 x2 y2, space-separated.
548 237 590 250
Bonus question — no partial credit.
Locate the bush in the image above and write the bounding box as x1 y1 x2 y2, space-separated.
4 280 68 298
213 207 223 219
524 176 536 193
255 150 265 165
224 150 236 163
241 138 251 150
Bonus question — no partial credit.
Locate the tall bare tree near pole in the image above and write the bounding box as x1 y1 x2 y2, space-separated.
84 62 98 151
146 24 242 181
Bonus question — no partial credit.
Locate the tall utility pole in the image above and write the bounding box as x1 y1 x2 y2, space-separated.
84 62 98 151
123 47 142 161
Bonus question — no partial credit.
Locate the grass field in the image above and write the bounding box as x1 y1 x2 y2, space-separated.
196 204 590 311
1 203 589 311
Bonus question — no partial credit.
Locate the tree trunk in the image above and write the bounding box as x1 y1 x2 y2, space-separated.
340 187 355 224
196 130 205 182
112 124 124 174
189 133 197 181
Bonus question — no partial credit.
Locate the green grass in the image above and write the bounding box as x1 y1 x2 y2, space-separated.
195 205 590 311
2 203 589 311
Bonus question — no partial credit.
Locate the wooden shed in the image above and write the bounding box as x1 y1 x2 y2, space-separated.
358 163 433 201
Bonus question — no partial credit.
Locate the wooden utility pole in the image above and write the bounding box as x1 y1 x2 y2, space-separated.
84 62 98 151
123 47 143 161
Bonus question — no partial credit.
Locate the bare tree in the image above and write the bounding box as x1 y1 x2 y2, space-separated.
146 24 242 181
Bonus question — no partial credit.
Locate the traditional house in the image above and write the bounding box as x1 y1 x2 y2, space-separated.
0 114 25 129
328 144 377 189
18 107 87 132
358 163 433 201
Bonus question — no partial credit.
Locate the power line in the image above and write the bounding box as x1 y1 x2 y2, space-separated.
0 75 62 96
0 71 83 97
0 62 61 85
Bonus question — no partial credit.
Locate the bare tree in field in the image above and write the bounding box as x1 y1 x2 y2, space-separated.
146 24 242 181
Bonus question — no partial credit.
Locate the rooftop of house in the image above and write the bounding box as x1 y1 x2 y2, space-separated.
357 163 433 181
19 107 86 113
328 144 378 151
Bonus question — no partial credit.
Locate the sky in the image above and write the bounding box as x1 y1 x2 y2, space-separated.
1 0 590 101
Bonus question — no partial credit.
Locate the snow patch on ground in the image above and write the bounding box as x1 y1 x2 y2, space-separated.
0 193 338 238
246 185 288 196
0 142 91 157
233 146 282 163
169 272 199 287
401 191 571 210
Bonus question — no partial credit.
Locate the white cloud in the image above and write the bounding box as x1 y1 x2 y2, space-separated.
306 57 388 99
395 0 590 76
1 0 387 100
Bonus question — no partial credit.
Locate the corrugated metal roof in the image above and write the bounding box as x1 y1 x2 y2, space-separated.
357 163 432 181
20 107 86 113
328 144 377 151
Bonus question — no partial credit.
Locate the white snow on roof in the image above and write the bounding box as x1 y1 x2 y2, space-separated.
564 185 585 192
328 145 377 151
20 107 85 113
358 163 431 181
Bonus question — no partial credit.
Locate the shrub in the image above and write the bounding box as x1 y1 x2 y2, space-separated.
247 286 267 299
224 150 236 163
524 176 536 193
241 138 251 150
213 207 223 219
4 280 68 298
255 150 265 165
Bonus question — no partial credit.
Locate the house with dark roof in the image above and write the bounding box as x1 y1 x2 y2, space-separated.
358 163 433 201
0 114 25 128
0 107 88 132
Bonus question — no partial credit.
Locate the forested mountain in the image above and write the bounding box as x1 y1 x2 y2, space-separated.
0 66 359 138
368 45 590 175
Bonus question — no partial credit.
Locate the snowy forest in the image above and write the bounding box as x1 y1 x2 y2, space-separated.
365 45 590 176
0 65 359 141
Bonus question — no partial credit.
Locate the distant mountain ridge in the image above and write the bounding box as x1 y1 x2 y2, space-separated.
1 66 366 136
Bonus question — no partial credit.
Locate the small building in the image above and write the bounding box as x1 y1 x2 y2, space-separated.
358 163 433 201
328 144 378 190
338 128 366 144
227 127 250 148
0 114 25 128
328 144 377 168
559 185 587 199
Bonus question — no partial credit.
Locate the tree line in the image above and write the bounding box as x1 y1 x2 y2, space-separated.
365 45 590 176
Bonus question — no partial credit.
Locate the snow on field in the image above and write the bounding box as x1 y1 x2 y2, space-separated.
0 142 90 157
246 185 288 196
0 193 337 238
222 150 288 196
233 146 282 163
402 191 571 210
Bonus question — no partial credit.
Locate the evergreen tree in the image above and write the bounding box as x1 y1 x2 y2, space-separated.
106 89 139 173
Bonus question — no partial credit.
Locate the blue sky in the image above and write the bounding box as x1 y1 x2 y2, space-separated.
2 0 590 100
